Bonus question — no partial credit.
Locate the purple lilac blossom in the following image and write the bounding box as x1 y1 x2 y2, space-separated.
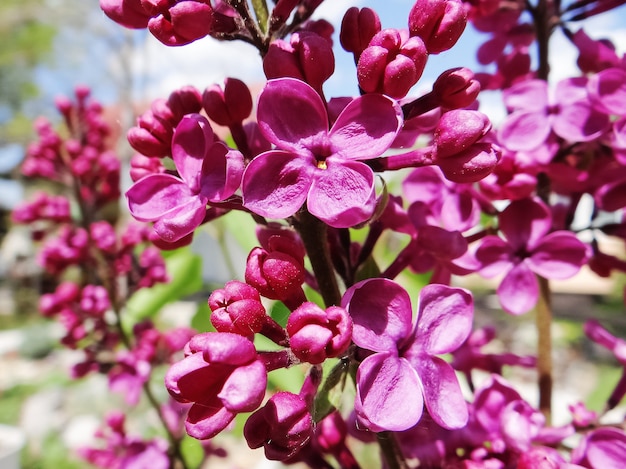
242 77 402 228
126 114 244 242
342 278 473 432
475 197 590 315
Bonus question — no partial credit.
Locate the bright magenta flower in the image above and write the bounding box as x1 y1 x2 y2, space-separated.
342 278 473 432
242 78 402 228
126 114 244 242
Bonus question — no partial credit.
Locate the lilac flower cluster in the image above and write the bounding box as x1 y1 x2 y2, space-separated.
13 0 626 467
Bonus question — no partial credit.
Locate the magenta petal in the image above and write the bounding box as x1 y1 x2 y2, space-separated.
219 360 266 412
413 284 473 355
201 142 244 201
498 110 551 151
172 114 215 184
152 195 207 242
342 278 413 352
588 68 626 116
329 94 402 160
414 356 468 429
242 150 313 219
308 159 376 228
503 79 548 112
186 402 236 439
257 78 328 152
355 353 423 432
498 262 538 315
475 235 514 278
595 178 626 212
552 101 609 142
499 198 551 251
126 174 192 221
528 232 589 279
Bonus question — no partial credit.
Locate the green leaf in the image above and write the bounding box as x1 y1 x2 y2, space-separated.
125 247 203 326
180 436 205 469
190 300 215 333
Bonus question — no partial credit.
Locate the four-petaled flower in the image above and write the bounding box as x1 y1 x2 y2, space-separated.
242 77 402 227
342 278 473 432
126 113 244 242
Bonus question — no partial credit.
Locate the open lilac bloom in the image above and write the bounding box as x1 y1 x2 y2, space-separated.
127 114 244 242
498 78 609 152
475 197 589 315
342 278 473 432
242 78 402 227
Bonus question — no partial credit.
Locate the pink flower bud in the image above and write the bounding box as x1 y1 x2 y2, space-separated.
100 0 151 28
286 302 352 364
339 7 381 59
202 78 253 126
244 391 313 461
437 142 501 183
90 221 117 253
408 0 467 54
80 285 111 317
208 281 268 336
432 67 480 109
167 86 203 121
148 1 214 46
245 245 306 309
263 32 335 94
434 110 491 158
127 109 174 157
357 29 427 99
129 153 165 182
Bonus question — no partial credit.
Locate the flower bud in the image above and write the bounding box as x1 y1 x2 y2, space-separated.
127 107 174 157
167 85 203 122
263 32 335 94
129 153 165 181
339 7 381 59
286 302 352 364
432 67 480 109
208 281 268 336
100 0 151 28
408 0 467 54
357 29 427 99
244 391 313 461
245 244 306 310
437 142 501 183
148 1 214 46
434 110 491 158
202 78 253 126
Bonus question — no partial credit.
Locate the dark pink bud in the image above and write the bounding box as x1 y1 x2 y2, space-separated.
167 85 203 121
127 108 174 157
264 32 335 94
202 78 253 126
244 391 313 461
408 0 467 54
148 229 194 250
434 110 491 158
129 153 165 181
432 67 480 109
80 285 111 317
270 0 299 27
208 280 267 336
437 142 501 183
90 221 117 253
245 246 306 309
100 0 151 28
357 29 427 99
286 302 352 364
148 1 213 46
339 7 381 58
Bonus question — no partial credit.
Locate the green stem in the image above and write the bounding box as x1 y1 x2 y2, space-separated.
536 275 553 424
377 432 408 469
293 209 341 307
250 0 269 34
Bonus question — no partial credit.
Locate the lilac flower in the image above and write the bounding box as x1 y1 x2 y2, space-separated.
475 197 590 315
242 78 402 228
165 332 267 439
127 114 244 242
498 78 609 152
572 427 626 469
342 278 473 431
